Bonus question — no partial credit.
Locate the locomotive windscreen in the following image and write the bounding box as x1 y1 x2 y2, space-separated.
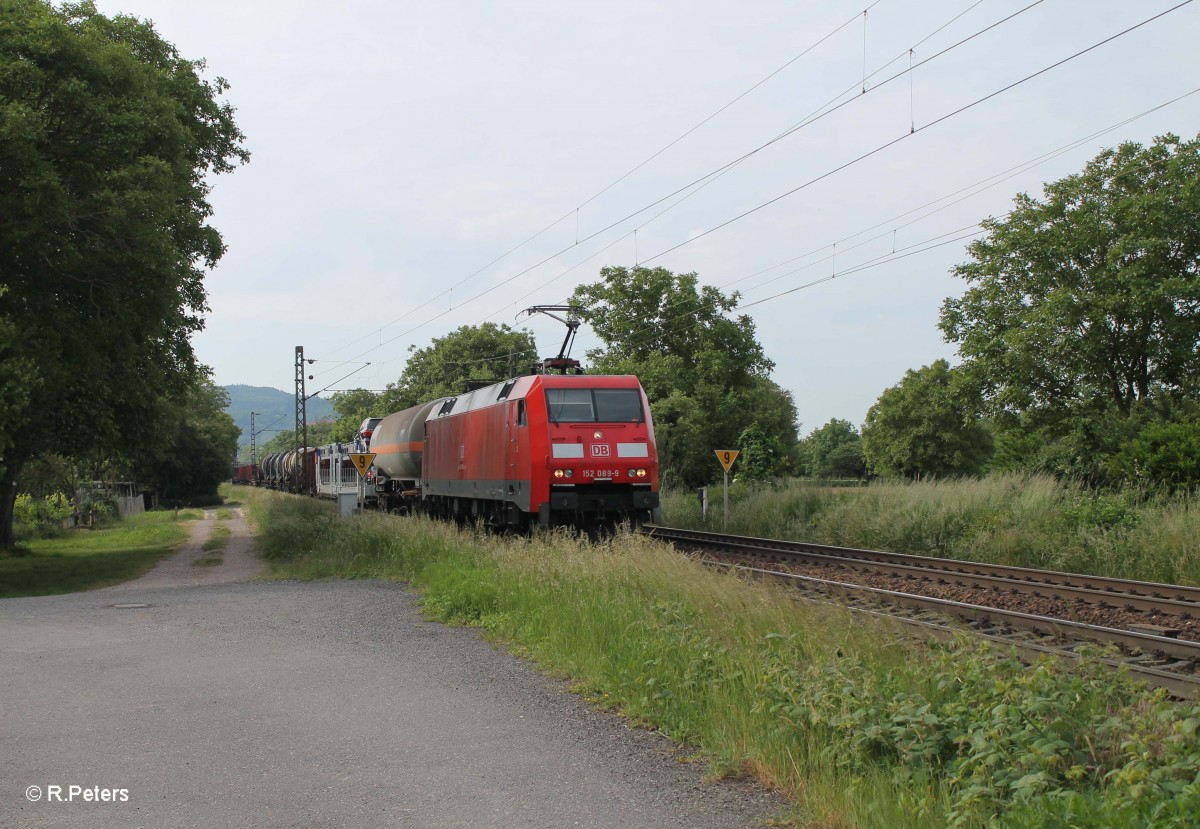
546 388 643 423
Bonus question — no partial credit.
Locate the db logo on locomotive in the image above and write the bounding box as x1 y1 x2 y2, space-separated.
590 444 611 457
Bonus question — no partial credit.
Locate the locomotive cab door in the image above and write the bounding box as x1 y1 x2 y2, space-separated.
506 398 528 511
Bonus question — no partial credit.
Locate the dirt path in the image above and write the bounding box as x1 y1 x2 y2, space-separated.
104 506 265 592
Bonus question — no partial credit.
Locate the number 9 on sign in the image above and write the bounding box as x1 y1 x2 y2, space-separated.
715 449 739 472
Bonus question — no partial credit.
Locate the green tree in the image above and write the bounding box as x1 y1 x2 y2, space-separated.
0 292 39 489
381 324 538 412
0 0 247 544
1108 405 1200 490
861 361 992 479
800 419 866 479
572 266 796 487
15 453 81 502
134 380 240 503
940 134 1200 427
327 389 384 443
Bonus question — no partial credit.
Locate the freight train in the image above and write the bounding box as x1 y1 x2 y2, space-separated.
242 373 662 530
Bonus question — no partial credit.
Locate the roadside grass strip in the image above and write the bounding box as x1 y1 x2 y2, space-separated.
248 490 1200 829
193 525 231 567
665 474 1200 587
1 510 190 597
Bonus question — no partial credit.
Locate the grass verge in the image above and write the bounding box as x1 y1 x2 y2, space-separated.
249 489 1200 828
1 510 191 597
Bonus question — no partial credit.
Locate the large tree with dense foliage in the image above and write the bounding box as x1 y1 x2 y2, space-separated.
941 136 1200 413
0 0 246 544
940 133 1200 485
571 266 797 487
380 323 539 412
799 419 867 480
862 360 992 479
133 380 239 503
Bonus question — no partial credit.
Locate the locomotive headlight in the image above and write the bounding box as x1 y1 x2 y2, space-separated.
565 469 574 478
627 469 635 477
636 468 647 478
593 431 603 439
554 469 565 478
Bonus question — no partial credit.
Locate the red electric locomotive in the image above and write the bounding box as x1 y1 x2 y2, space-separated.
428 373 660 528
369 374 661 529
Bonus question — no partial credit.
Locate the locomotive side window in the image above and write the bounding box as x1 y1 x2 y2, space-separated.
517 399 527 426
546 388 594 422
594 389 642 422
546 388 643 423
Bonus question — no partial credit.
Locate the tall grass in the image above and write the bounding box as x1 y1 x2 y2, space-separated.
667 474 1200 585
248 489 1200 828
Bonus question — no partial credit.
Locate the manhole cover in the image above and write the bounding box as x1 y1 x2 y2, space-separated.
110 603 151 609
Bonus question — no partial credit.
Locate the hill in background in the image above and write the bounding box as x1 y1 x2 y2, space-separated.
224 385 335 448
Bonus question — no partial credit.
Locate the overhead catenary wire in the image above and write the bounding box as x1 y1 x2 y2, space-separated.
310 0 887 369
327 0 1054 376
484 73 1198 336
503 86 1200 371
323 2 1193 390
726 88 1200 298
639 0 1194 265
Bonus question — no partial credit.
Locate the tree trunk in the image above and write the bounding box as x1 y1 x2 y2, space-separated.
0 459 23 548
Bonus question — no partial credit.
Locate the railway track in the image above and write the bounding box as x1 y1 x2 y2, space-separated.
641 525 1200 699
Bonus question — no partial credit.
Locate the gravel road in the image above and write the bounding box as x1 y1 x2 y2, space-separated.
2 509 783 828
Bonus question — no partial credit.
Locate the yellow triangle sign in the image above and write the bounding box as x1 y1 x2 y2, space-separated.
715 449 739 472
349 453 376 477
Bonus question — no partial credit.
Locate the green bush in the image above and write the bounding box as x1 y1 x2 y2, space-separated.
13 492 73 539
761 639 1200 828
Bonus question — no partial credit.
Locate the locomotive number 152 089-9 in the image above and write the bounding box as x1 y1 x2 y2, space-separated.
583 469 620 479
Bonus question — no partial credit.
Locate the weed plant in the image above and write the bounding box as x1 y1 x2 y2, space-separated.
667 474 1200 585
247 489 1200 828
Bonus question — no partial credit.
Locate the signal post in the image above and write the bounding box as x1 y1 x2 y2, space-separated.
714 449 739 530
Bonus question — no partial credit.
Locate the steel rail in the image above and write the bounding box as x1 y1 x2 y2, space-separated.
643 526 1200 615
716 559 1200 699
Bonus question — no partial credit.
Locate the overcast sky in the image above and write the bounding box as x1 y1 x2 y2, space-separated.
94 0 1200 435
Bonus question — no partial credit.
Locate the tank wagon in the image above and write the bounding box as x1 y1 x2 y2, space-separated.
257 448 316 493
368 399 447 508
